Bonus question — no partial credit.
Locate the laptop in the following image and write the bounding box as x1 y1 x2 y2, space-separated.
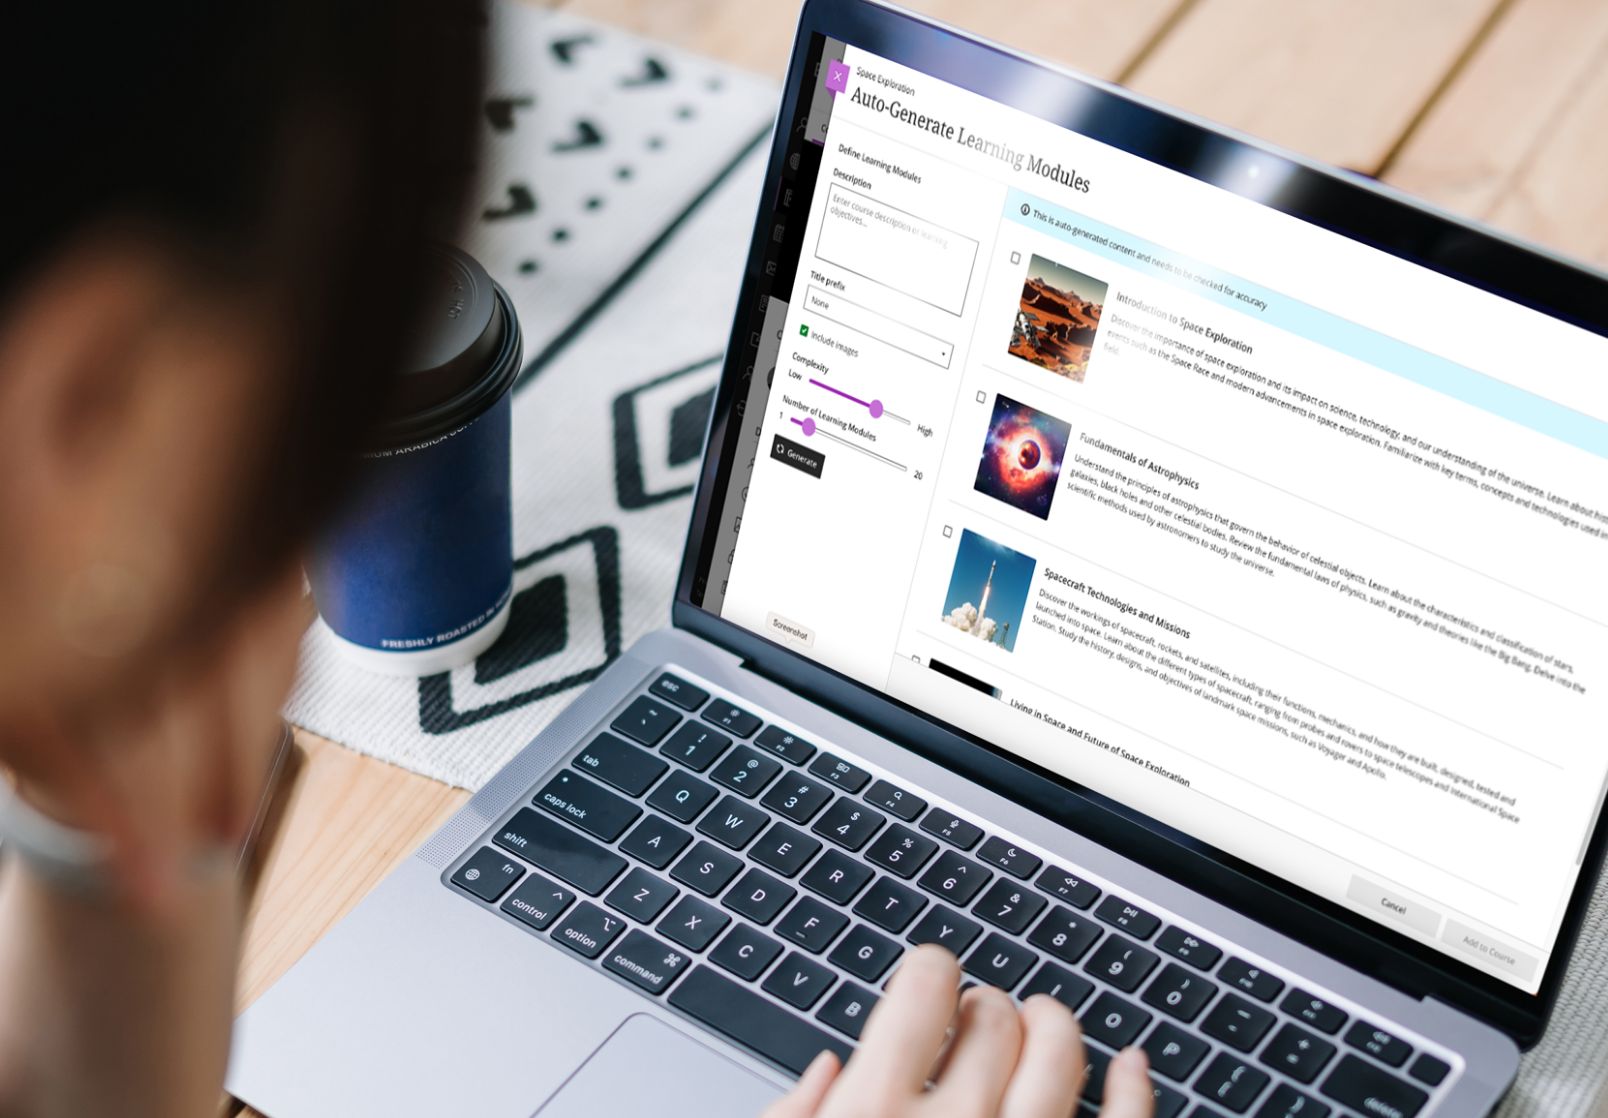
227 2 1608 1115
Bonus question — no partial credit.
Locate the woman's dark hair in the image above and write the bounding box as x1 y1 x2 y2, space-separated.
3 2 484 614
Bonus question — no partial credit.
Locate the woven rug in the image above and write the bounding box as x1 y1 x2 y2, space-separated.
281 5 1608 1113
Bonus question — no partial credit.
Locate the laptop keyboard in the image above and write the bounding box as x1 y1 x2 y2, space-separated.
447 668 1456 1117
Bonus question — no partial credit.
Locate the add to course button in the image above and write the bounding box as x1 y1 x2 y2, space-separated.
771 434 825 478
1441 919 1539 981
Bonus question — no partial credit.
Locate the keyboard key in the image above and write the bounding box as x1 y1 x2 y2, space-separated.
645 769 718 823
807 752 871 793
1081 1045 1114 1106
1255 1083 1331 1118
1343 1021 1413 1067
1156 926 1223 971
573 732 667 796
1320 1054 1427 1118
661 722 733 772
1082 990 1151 1048
761 773 835 824
1094 894 1161 940
1196 1052 1270 1113
1143 1021 1210 1082
829 923 904 982
963 932 1038 990
906 904 984 955
670 841 743 896
1028 905 1103 964
865 824 940 878
973 879 1048 935
1259 1023 1336 1085
920 808 983 849
977 835 1042 879
1220 957 1284 1003
493 808 625 895
500 872 575 930
1280 989 1347 1035
1084 935 1159 993
723 867 796 925
534 770 641 842
1151 1080 1190 1118
649 671 708 711
1141 962 1219 1022
1035 865 1101 909
801 849 873 904
813 799 886 851
657 894 730 952
709 923 784 981
696 794 769 850
817 981 880 1040
619 814 692 869
763 951 838 1010
776 896 850 953
709 745 783 798
670 966 852 1075
1019 960 1094 1011
552 902 627 959
603 928 692 995
755 724 817 765
1408 1053 1451 1088
853 876 928 933
702 700 763 738
750 822 822 878
451 847 524 902
1202 993 1277 1052
605 867 678 923
918 850 993 905
610 695 681 746
864 779 927 821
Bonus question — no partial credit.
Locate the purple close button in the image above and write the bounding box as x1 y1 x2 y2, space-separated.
825 59 850 94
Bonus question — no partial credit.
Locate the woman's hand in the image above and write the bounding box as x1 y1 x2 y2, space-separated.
765 945 1154 1118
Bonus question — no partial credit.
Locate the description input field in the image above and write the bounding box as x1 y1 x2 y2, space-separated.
815 184 978 315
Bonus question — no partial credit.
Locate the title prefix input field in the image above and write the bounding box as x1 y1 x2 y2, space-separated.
804 285 954 368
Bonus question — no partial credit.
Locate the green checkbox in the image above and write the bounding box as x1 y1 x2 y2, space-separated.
799 324 809 337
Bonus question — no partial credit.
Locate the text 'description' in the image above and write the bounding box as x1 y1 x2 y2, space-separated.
816 184 978 315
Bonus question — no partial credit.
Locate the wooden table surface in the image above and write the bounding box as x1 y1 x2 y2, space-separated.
230 1 1608 1113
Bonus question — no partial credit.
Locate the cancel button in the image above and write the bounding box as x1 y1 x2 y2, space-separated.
1346 876 1442 936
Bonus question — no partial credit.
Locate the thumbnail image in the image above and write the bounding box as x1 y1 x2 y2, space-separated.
1009 255 1108 382
973 394 1071 520
941 529 1037 654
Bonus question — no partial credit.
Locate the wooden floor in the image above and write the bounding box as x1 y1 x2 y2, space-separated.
230 1 1607 1114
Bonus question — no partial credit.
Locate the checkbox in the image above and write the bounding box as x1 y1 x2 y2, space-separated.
799 324 809 337
1010 251 1021 265
943 525 953 538
976 390 986 403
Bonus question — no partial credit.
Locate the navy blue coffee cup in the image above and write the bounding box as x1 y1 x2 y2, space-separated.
310 245 520 675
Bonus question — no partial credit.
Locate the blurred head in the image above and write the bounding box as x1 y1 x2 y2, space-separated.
0 3 484 719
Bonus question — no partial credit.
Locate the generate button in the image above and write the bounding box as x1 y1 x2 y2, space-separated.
765 612 816 648
1441 919 1538 981
1346 877 1441 936
770 434 825 478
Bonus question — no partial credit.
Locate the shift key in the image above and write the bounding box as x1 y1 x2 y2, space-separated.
494 808 627 895
535 770 641 842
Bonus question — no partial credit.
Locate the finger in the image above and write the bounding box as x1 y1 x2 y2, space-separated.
1000 995 1085 1118
927 984 1023 1114
837 945 961 1098
760 1051 841 1118
1096 1048 1154 1118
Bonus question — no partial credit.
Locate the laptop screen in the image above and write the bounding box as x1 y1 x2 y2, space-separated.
690 30 1608 996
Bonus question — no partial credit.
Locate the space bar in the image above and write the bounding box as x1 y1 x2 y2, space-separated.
668 966 854 1076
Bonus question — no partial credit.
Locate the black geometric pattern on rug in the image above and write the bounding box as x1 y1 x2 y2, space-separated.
612 354 721 510
416 525 621 733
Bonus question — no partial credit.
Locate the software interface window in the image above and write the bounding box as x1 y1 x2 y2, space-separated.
706 41 1608 994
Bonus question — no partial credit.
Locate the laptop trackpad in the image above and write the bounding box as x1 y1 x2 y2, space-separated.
533 1013 784 1117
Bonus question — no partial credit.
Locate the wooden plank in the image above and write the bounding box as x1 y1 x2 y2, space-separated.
1123 0 1508 173
1383 0 1608 222
233 730 468 1012
560 0 1189 80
